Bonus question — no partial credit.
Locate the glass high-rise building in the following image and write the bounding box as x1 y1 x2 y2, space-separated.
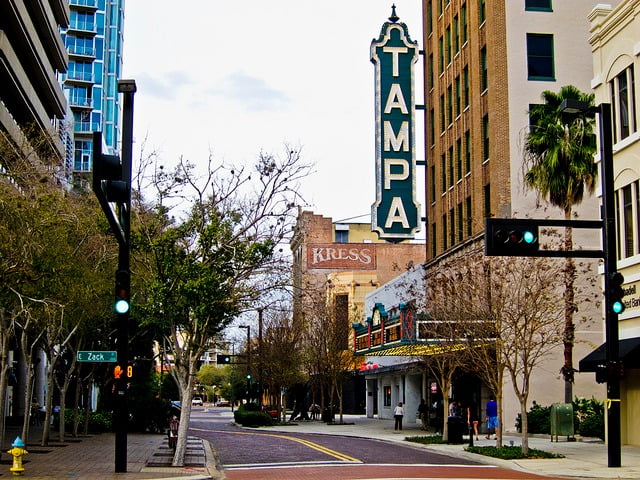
61 0 124 183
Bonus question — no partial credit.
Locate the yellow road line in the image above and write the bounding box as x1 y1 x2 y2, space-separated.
190 428 361 463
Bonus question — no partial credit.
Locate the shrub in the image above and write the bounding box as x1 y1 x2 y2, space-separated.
515 404 550 434
573 397 604 439
233 405 273 427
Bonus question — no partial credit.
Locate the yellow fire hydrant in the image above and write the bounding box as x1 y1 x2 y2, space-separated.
7 436 28 476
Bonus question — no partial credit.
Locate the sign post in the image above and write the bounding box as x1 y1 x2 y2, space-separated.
77 351 117 362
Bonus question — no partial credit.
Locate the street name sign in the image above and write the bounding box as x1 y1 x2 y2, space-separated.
77 350 117 362
371 10 421 241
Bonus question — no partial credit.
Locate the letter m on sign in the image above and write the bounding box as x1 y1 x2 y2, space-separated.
370 15 421 241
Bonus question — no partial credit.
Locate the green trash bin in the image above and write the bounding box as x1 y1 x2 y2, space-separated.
550 403 574 441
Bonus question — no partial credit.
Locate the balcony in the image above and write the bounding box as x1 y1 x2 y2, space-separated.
65 72 94 86
74 122 100 133
68 97 93 109
67 21 97 35
69 0 98 10
67 46 96 59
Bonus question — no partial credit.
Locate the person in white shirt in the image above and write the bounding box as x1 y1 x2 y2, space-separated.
394 402 405 431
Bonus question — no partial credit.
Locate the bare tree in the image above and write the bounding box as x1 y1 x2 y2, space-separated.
133 146 311 465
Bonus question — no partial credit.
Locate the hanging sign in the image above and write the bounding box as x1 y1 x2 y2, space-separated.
371 12 421 241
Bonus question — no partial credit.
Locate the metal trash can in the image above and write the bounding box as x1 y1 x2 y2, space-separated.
550 403 574 441
447 416 464 443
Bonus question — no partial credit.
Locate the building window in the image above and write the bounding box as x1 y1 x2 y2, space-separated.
609 66 637 142
479 0 486 24
463 66 470 108
442 214 448 250
446 26 452 65
454 15 459 54
450 208 456 245
447 85 453 127
428 54 434 90
456 138 462 181
384 386 392 407
482 115 490 162
448 146 454 188
439 36 444 73
335 225 349 243
455 76 461 118
430 165 436 204
525 0 552 11
335 230 348 243
526 33 555 80
440 94 446 133
429 109 435 146
616 181 640 259
480 47 488 92
441 153 446 193
457 203 463 242
461 3 468 44
484 184 491 218
431 223 437 257
464 130 471 174
466 196 473 236
427 0 433 35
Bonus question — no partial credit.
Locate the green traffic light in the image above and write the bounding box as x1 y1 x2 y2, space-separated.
523 230 536 244
612 301 625 314
115 299 130 314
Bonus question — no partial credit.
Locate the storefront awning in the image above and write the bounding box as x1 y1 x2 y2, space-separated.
579 337 640 372
357 342 468 357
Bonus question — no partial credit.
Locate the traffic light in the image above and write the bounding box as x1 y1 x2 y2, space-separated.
608 271 626 314
246 373 252 380
114 270 130 314
217 354 232 364
485 218 539 256
92 132 128 203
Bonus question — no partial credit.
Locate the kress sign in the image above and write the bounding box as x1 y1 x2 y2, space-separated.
370 10 421 241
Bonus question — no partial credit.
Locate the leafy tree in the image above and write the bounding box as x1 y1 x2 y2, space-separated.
133 147 310 465
524 85 597 402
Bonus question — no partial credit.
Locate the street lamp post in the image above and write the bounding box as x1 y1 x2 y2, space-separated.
239 325 251 399
561 99 620 467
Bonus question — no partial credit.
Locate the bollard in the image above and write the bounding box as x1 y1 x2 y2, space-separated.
7 436 28 476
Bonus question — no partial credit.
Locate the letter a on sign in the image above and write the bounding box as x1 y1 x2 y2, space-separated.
370 9 421 241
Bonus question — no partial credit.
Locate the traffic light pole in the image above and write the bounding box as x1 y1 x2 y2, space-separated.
114 79 136 473
598 103 621 468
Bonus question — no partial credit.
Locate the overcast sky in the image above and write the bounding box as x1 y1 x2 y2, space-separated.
122 1 424 227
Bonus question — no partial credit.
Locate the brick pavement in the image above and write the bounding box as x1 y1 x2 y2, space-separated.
0 428 216 480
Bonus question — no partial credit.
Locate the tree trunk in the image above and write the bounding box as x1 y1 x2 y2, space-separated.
0 309 12 455
520 398 529 455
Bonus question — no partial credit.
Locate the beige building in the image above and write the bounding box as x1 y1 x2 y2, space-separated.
579 0 640 446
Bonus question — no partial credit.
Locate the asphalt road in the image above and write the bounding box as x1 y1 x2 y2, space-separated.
188 407 565 480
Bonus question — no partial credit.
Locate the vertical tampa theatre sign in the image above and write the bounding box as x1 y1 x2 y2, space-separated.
371 8 420 241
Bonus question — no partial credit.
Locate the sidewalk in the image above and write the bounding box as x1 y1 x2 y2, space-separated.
2 409 640 479
0 423 217 480
260 412 640 480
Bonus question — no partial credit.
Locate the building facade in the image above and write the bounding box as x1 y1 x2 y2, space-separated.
578 0 640 446
0 0 69 162
61 0 124 184
418 0 613 431
290 209 426 412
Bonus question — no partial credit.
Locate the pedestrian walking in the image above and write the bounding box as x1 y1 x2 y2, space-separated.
418 399 428 430
485 396 498 439
394 402 405 431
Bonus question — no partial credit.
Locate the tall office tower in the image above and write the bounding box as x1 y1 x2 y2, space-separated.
61 0 124 185
0 1 69 165
422 1 620 425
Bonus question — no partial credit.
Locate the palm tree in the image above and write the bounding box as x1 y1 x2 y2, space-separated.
524 85 598 403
